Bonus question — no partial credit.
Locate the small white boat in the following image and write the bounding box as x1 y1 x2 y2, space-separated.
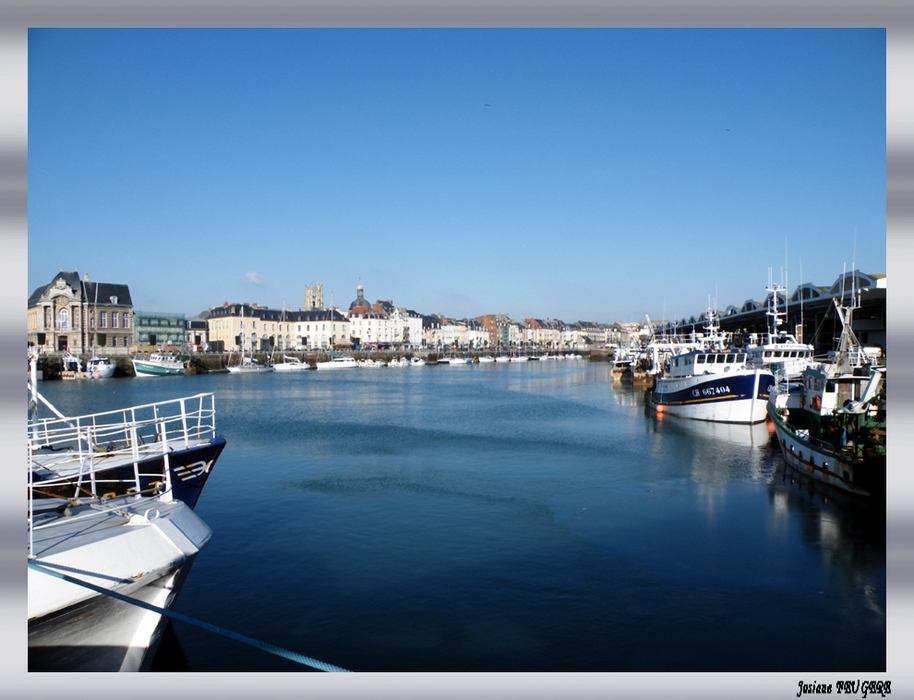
227 357 273 374
388 357 409 367
409 357 426 366
358 359 385 368
477 356 495 363
315 356 358 370
272 355 309 372
510 355 530 362
61 351 83 373
132 353 185 377
85 356 116 378
495 355 511 363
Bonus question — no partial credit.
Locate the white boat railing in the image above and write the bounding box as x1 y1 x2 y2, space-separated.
28 392 218 509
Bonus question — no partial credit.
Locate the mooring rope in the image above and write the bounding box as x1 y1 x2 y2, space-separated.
28 559 350 672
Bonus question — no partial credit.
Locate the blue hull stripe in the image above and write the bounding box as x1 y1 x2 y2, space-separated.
653 371 773 407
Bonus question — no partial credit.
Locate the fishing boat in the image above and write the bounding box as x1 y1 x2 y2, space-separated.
744 279 815 379
315 356 358 370
132 352 186 377
61 350 83 373
27 355 219 670
767 297 886 497
388 357 409 367
85 356 116 378
650 309 775 424
272 355 309 372
409 356 427 366
29 361 226 510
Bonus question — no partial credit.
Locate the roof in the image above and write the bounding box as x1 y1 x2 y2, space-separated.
28 271 132 308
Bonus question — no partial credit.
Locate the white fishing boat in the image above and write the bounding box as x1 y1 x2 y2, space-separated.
315 356 358 370
272 355 310 372
767 296 886 497
744 279 815 379
61 350 83 373
27 356 220 670
84 356 116 378
409 356 427 366
650 309 775 424
132 352 186 377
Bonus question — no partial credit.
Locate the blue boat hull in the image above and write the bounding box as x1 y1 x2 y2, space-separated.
651 368 774 424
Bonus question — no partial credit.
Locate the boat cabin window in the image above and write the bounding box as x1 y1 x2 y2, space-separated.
716 354 726 363
736 353 745 362
696 355 706 364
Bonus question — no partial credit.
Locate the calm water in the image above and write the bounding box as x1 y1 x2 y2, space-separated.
35 360 886 672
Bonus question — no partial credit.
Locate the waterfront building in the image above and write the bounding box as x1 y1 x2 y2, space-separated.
133 311 186 352
206 302 349 352
186 316 209 352
421 314 442 349
28 272 133 356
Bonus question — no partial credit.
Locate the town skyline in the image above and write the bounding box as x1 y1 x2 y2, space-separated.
28 29 885 325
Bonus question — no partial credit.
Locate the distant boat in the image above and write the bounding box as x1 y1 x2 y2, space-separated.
477 356 495 363
273 355 309 372
358 358 386 368
315 356 358 370
61 350 82 373
133 352 185 377
85 356 116 378
409 356 427 366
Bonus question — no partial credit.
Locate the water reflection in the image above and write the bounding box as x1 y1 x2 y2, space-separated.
768 466 885 616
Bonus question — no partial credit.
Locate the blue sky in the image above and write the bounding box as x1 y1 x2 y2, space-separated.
27 28 886 323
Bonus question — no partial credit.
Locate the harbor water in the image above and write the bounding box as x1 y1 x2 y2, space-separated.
35 360 886 672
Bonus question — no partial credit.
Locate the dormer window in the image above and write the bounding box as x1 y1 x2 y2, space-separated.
110 296 118 305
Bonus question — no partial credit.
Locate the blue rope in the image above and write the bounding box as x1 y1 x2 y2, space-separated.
28 559 350 672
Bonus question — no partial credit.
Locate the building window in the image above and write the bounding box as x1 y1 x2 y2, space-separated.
57 309 69 330
112 312 119 329
123 313 130 328
100 312 108 329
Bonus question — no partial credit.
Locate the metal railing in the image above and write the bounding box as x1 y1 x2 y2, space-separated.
28 393 217 551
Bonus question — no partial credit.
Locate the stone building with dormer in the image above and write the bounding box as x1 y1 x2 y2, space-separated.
28 271 134 355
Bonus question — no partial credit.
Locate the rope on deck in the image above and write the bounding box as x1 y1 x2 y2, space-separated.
28 559 350 672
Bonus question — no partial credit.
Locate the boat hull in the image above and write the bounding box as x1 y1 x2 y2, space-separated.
766 402 884 497
85 359 116 378
28 496 211 671
651 368 774 424
132 359 185 376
